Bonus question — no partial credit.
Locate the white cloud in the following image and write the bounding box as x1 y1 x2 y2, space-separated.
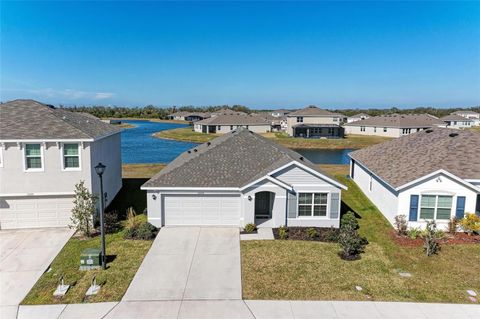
1 87 115 101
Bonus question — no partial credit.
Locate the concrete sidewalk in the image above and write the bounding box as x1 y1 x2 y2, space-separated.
11 300 480 319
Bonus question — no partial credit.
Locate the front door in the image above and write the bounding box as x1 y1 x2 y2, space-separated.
255 191 272 219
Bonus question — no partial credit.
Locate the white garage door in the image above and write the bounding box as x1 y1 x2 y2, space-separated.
163 194 241 226
0 196 74 229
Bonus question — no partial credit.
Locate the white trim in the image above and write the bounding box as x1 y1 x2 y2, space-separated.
0 144 3 168
396 169 480 192
1 138 94 143
0 192 75 197
296 191 330 219
23 143 45 172
418 194 454 221
60 142 82 171
141 186 240 191
239 175 293 191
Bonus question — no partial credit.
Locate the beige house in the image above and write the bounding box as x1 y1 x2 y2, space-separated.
0 100 123 229
440 114 474 129
344 114 446 138
194 114 271 134
167 111 209 122
286 106 345 138
347 113 370 123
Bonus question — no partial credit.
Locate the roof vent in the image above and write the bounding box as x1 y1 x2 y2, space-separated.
425 129 433 133
207 142 211 146
299 156 304 161
449 133 459 137
187 150 191 154
193 149 198 152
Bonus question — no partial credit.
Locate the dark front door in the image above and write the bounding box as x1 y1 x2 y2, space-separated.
255 191 273 219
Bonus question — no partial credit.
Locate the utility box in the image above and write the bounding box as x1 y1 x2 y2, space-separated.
80 248 102 270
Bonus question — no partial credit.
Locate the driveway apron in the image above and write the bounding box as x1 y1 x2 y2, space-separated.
123 227 242 301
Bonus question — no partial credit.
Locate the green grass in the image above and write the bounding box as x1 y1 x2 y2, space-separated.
241 165 480 302
154 127 391 149
22 231 152 304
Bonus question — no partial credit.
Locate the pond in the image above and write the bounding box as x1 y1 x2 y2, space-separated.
121 120 354 165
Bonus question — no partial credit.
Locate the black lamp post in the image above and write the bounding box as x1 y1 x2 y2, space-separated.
95 162 107 270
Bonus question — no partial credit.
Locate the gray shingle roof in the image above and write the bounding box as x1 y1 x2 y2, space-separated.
344 113 445 128
440 114 473 122
0 99 122 140
143 127 339 188
287 106 343 117
195 114 270 126
349 128 480 189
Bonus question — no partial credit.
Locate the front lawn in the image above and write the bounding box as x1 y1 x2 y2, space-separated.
22 231 152 304
241 165 480 303
154 127 218 143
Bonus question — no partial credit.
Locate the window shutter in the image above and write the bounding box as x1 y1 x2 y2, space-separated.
455 196 466 219
409 195 419 221
287 192 297 218
330 193 340 219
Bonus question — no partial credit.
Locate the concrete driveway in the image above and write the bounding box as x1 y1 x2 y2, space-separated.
123 227 241 301
0 228 73 307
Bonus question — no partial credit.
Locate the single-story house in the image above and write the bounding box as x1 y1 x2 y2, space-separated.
344 114 446 138
349 128 480 230
440 114 474 129
452 110 480 126
286 106 345 138
193 114 271 134
254 112 287 131
210 108 247 117
167 111 209 122
347 113 370 123
0 99 123 229
142 127 347 228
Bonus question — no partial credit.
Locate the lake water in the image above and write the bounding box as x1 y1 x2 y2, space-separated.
121 120 353 164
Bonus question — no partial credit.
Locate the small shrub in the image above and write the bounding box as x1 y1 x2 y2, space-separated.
435 229 446 240
394 215 408 236
244 223 257 233
307 227 318 239
448 217 458 234
459 213 480 235
338 211 368 260
278 226 289 240
135 222 157 240
324 227 340 242
70 180 97 237
306 227 318 239
407 227 421 239
104 210 121 233
423 220 440 256
124 207 142 230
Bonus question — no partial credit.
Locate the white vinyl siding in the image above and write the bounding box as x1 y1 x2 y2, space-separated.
419 195 452 220
0 145 3 167
24 143 43 171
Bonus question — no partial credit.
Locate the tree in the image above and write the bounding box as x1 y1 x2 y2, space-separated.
423 220 440 256
70 181 97 237
338 212 368 260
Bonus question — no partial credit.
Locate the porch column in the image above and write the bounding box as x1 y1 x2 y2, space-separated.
306 128 310 138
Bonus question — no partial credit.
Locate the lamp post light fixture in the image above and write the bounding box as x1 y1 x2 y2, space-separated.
94 162 107 270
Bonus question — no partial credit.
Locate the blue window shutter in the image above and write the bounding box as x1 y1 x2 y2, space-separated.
409 195 419 221
455 196 466 219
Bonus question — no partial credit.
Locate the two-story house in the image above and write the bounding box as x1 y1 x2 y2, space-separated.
286 106 345 138
0 100 123 229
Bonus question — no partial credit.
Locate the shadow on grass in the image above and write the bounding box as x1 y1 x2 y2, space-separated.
107 178 148 219
340 201 361 219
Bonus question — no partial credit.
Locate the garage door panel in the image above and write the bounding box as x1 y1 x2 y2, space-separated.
163 194 240 226
0 197 74 229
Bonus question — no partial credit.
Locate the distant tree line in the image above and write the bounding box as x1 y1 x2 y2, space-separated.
61 104 480 119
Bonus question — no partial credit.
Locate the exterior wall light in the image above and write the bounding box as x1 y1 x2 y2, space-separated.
152 194 157 200
248 195 252 201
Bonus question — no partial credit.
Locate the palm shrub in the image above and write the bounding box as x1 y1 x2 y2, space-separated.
278 226 289 240
447 217 458 234
70 180 97 237
338 211 368 260
394 214 408 236
307 227 318 239
244 223 257 233
423 220 440 256
459 213 480 235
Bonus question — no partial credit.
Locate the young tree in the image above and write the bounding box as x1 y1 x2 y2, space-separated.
423 220 440 256
338 211 368 260
70 181 97 237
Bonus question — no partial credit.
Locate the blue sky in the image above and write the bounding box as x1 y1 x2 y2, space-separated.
1 1 479 109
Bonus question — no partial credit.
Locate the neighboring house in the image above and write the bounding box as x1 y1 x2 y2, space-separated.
271 109 291 117
451 110 480 126
286 106 345 138
347 113 370 123
0 99 123 229
344 114 446 137
167 111 209 122
349 128 480 230
142 127 346 228
193 114 271 134
440 114 474 129
210 108 247 117
254 112 287 131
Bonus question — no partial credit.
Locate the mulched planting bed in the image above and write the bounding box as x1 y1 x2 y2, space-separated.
272 227 339 242
391 230 480 247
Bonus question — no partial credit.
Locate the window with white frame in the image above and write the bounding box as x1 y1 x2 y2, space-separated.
419 195 452 220
63 143 80 169
297 117 303 123
25 143 42 170
383 127 387 132
298 193 328 217
360 126 365 132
